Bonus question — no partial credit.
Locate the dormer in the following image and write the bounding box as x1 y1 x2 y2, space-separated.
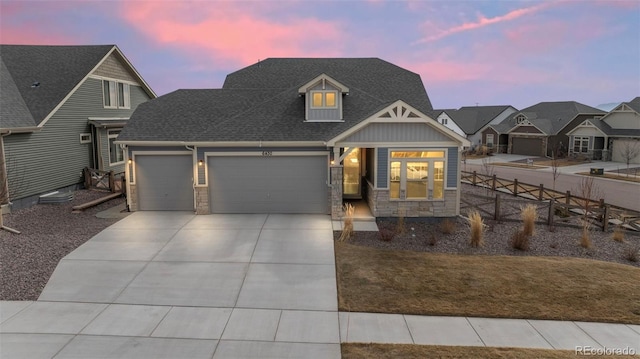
515 113 527 124
298 74 349 122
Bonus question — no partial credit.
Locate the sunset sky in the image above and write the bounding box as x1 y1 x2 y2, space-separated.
1 0 638 110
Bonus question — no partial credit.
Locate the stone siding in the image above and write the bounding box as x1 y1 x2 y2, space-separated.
366 181 457 217
128 183 138 211
330 166 344 220
195 187 209 214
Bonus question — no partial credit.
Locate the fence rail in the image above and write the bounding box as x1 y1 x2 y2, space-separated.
461 170 640 231
83 167 125 194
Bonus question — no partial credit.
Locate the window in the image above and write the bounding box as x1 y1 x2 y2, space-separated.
389 150 446 200
108 130 124 165
442 118 448 125
486 134 494 148
310 91 338 108
516 114 526 124
103 80 130 109
573 136 589 153
79 133 92 144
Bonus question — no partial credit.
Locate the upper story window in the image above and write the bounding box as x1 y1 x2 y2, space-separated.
311 91 337 108
103 80 130 109
515 114 526 124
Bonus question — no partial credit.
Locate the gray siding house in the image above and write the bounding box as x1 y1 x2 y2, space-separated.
0 45 156 209
117 58 469 219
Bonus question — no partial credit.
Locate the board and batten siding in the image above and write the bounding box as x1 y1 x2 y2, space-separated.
376 148 388 188
307 82 341 121
447 147 458 188
340 123 451 143
4 77 150 201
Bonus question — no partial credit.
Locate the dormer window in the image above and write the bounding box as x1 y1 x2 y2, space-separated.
311 91 337 108
515 114 526 124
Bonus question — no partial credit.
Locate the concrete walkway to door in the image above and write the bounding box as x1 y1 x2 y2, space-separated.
0 212 341 358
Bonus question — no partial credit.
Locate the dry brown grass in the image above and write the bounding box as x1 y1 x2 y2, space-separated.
580 222 592 249
576 172 640 183
335 242 640 324
624 245 639 263
339 203 355 242
511 230 529 251
342 344 612 359
396 210 406 235
491 162 548 169
468 211 484 247
440 218 456 234
520 204 538 236
612 226 625 242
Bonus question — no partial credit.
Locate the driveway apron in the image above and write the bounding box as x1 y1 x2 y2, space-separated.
0 212 340 359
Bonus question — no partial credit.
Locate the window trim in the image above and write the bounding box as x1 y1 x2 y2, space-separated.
388 149 447 201
573 136 589 153
79 133 92 144
310 90 338 109
103 79 131 109
486 133 494 147
108 129 124 166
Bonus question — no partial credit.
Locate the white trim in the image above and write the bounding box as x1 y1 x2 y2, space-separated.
79 133 92 144
203 151 330 187
88 117 130 121
110 45 157 98
130 150 192 185
387 147 449 200
473 106 517 136
373 147 378 189
115 140 328 147
566 120 607 137
337 141 460 148
310 90 338 109
108 129 124 166
88 75 140 86
298 73 349 93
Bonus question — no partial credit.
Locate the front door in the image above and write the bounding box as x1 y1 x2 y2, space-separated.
343 148 361 198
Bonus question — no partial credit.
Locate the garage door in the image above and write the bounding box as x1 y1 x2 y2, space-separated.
208 155 328 214
612 139 640 164
512 137 543 156
136 155 194 211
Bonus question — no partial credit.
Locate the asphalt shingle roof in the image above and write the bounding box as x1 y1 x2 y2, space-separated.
119 58 434 142
499 101 604 135
444 105 513 135
0 44 113 126
624 97 640 113
0 58 35 128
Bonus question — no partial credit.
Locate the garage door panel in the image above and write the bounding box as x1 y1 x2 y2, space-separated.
209 156 328 214
136 155 194 211
512 138 543 156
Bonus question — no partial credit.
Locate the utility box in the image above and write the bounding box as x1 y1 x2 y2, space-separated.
590 168 604 175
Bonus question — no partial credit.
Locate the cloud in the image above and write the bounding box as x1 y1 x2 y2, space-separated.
0 2 81 44
119 1 345 67
416 2 555 43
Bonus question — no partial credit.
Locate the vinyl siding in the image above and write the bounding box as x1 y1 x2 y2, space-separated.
4 77 150 200
377 148 388 188
447 147 458 188
93 52 137 83
340 123 452 143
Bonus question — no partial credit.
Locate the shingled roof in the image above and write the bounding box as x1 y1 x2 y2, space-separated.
503 101 604 135
119 58 434 142
0 45 114 128
623 97 640 113
444 105 513 135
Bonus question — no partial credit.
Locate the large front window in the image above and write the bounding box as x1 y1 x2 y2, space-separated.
389 151 446 200
108 130 124 165
573 136 589 153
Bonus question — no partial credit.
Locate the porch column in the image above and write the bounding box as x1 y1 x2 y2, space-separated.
330 165 344 220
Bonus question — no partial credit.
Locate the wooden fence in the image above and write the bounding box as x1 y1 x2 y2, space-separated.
461 170 640 231
83 168 125 194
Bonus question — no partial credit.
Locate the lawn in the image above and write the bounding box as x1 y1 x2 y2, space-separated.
335 242 640 324
342 344 629 358
490 162 549 169
576 172 640 184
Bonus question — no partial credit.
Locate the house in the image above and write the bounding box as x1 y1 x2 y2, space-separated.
484 101 604 157
567 97 640 163
435 106 517 152
0 45 156 209
117 58 470 219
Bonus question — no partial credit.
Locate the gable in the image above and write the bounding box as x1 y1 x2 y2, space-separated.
92 52 138 83
339 122 452 143
510 125 544 134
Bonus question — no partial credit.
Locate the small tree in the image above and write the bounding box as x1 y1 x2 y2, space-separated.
618 140 640 177
575 176 602 248
550 147 561 191
480 158 496 196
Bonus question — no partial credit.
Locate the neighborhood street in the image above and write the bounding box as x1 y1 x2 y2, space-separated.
463 159 640 212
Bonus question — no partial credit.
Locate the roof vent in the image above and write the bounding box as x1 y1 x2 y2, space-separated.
31 81 40 88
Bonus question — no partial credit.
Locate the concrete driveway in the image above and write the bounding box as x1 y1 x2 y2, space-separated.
1 212 340 358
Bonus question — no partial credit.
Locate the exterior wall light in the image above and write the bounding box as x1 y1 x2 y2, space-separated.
128 159 132 164
198 160 204 166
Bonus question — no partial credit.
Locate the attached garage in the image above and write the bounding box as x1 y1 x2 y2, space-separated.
511 137 543 156
135 154 194 210
208 155 328 214
611 139 640 164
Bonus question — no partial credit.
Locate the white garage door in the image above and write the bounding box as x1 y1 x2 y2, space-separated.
208 155 328 214
136 155 194 211
611 139 640 164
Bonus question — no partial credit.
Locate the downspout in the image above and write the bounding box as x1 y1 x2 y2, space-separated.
0 131 20 234
185 145 197 212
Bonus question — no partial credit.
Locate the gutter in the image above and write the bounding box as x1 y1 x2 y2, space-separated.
114 140 329 147
0 126 42 134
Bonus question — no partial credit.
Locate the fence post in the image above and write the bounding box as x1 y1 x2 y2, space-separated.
602 205 610 232
83 167 90 189
472 171 477 186
565 191 571 216
548 198 555 227
538 184 544 201
108 171 115 193
492 175 496 191
513 178 518 196
494 195 501 221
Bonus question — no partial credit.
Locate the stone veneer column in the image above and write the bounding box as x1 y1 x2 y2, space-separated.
330 166 344 220
128 184 138 211
195 187 209 214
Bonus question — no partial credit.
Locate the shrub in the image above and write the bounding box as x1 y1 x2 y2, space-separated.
428 233 438 246
623 245 639 262
580 221 591 249
396 211 406 235
511 230 529 251
379 228 395 242
520 204 538 236
338 203 355 242
612 226 625 242
440 218 456 234
468 211 484 247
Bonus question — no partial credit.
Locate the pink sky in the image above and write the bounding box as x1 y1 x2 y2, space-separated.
1 0 638 109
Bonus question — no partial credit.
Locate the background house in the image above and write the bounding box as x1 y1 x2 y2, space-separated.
567 97 640 163
118 58 469 218
0 45 156 209
435 106 517 152
485 101 604 157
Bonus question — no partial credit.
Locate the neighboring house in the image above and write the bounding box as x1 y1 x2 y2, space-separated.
485 101 604 157
567 97 640 163
0 45 156 209
436 106 517 152
117 58 470 219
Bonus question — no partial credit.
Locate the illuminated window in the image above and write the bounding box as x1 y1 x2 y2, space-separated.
325 92 336 107
390 161 401 199
310 91 337 108
391 151 444 158
389 150 446 200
